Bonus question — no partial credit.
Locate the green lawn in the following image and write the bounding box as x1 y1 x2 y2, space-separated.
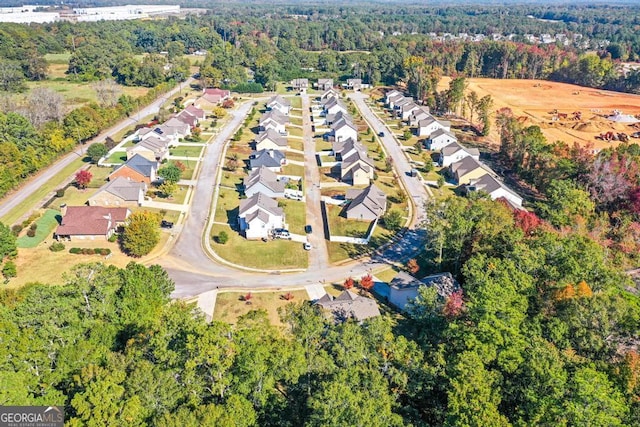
326 204 372 238
105 151 127 164
282 164 305 177
16 209 60 249
289 96 302 109
170 146 203 158
281 200 306 234
288 138 304 151
286 151 305 162
214 188 241 224
213 290 308 326
288 127 303 138
151 185 189 205
210 224 309 270
86 165 113 188
54 186 91 207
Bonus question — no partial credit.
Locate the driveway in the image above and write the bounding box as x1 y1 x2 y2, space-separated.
301 93 330 270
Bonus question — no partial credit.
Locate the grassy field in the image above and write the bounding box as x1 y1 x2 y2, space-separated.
16 210 60 249
213 290 309 325
210 224 309 270
325 204 372 237
105 151 127 164
281 200 306 234
170 146 203 158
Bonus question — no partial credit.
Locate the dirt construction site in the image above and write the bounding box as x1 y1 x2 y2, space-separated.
444 78 640 151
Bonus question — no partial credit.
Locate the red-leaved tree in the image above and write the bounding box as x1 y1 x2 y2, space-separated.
442 290 464 318
343 277 354 290
282 292 294 301
513 210 542 235
360 274 374 291
75 170 93 189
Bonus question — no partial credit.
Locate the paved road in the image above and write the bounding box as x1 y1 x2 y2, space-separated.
301 93 330 269
349 92 430 226
157 93 430 299
0 78 194 221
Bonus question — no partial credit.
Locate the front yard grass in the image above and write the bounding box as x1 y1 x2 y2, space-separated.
325 204 372 238
285 151 305 162
210 224 309 270
16 209 60 249
282 164 305 177
105 151 127 164
150 185 189 205
170 146 203 158
288 138 304 151
214 188 241 224
213 290 308 325
288 127 303 138
281 200 306 234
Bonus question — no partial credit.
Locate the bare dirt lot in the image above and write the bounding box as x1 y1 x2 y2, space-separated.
441 77 640 150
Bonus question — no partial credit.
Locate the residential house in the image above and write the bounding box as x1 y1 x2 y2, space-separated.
238 192 285 239
465 174 524 208
175 110 198 128
320 88 340 101
418 117 451 137
426 128 457 150
254 129 288 151
393 96 414 112
126 135 169 162
55 206 130 241
388 271 458 310
344 184 387 220
387 93 406 110
244 166 285 199
449 156 490 185
385 89 403 105
398 101 421 121
184 104 206 121
290 78 309 93
439 142 480 167
332 137 363 160
249 149 286 172
88 177 147 208
202 88 231 101
195 93 225 109
331 117 359 143
162 117 191 138
341 148 375 186
266 95 292 116
323 96 348 117
316 78 333 91
259 110 289 134
109 154 158 184
408 107 431 126
346 78 362 91
315 290 381 323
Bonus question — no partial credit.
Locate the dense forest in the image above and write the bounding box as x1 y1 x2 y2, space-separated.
1 199 638 425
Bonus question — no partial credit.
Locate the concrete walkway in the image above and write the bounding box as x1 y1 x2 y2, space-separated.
140 200 189 212
196 289 218 322
305 284 326 301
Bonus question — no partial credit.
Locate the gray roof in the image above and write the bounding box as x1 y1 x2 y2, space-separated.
250 149 286 169
431 128 457 140
255 129 288 147
260 109 289 126
129 135 167 154
345 184 386 218
315 290 380 322
342 148 374 170
239 192 283 217
441 141 478 157
93 177 146 202
332 117 358 133
390 271 458 298
450 156 489 178
245 166 285 194
114 154 157 178
267 95 291 108
467 174 521 201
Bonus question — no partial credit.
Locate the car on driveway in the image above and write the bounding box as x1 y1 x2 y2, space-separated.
161 220 174 229
303 242 312 251
304 224 312 233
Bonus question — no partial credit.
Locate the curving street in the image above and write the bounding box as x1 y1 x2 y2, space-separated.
157 91 430 298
